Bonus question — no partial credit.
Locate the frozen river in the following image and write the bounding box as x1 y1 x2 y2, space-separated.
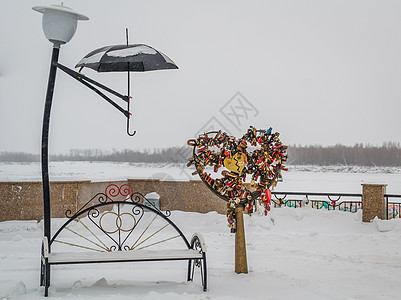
1 162 401 194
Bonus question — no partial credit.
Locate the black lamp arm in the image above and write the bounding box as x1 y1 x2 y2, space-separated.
55 63 130 118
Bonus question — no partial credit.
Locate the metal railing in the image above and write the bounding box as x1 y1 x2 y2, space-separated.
271 192 363 213
385 194 401 219
269 191 401 219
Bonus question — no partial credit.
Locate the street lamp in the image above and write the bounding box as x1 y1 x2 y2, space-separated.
33 4 88 46
33 5 179 295
32 4 88 252
33 9 178 280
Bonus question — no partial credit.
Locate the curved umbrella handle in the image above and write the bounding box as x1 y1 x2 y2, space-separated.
127 114 137 136
126 96 136 136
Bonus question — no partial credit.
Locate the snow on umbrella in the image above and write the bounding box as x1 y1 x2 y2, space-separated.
75 44 178 72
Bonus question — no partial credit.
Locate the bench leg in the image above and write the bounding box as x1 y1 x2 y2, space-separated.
201 254 207 291
187 257 207 291
187 259 193 282
40 259 45 286
190 234 208 291
44 260 50 297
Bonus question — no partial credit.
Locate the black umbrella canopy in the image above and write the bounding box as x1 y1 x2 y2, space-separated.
75 44 179 72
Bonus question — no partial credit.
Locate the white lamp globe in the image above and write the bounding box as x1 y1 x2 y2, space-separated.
33 4 89 45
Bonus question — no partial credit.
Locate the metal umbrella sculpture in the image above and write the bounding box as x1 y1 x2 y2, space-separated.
187 126 288 273
58 29 178 136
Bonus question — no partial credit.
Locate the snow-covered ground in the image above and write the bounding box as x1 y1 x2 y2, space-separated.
1 161 401 194
1 162 401 299
0 207 401 300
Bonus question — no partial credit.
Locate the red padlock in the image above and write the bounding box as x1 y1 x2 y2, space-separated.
197 146 206 153
265 188 272 202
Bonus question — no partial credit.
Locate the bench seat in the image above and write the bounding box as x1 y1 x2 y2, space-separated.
47 249 203 265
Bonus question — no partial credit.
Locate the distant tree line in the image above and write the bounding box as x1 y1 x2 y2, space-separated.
286 142 401 166
0 152 40 162
0 147 188 164
1 142 401 166
51 148 188 163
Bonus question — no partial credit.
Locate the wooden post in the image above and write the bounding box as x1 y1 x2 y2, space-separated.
235 206 248 274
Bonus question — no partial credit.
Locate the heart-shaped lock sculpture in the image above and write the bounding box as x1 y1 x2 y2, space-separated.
187 126 288 230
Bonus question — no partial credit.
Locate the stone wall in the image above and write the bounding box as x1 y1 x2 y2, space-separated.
0 181 92 221
0 180 391 222
127 179 226 214
0 179 226 221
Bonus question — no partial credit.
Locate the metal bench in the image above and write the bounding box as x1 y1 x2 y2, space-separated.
40 184 207 296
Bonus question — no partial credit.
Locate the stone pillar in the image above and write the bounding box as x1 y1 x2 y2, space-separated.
362 184 387 222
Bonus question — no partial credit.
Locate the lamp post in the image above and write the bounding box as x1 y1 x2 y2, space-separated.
33 4 88 250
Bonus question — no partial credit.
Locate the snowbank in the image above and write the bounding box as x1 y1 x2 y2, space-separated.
0 206 400 299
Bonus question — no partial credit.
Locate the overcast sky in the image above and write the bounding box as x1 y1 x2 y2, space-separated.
1 0 401 154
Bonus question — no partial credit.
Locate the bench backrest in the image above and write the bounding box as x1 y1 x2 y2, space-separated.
50 184 190 252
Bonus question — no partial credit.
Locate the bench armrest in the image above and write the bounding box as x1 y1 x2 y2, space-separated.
42 237 49 258
190 232 207 253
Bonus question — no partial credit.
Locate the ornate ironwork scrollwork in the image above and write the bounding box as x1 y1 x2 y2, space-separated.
65 193 109 219
98 194 108 204
65 209 73 218
132 194 143 204
131 204 143 216
89 208 100 219
86 202 144 251
55 184 183 254
98 211 137 234
106 184 133 201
